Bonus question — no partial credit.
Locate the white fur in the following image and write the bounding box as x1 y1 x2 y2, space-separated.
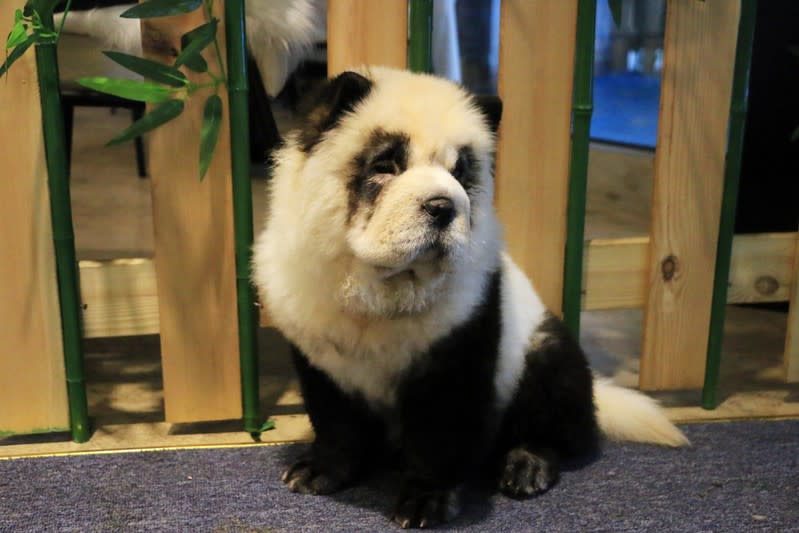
55 0 325 96
594 378 689 447
253 66 687 447
494 254 547 410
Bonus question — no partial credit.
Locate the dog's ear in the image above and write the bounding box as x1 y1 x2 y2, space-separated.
299 71 373 152
472 95 503 134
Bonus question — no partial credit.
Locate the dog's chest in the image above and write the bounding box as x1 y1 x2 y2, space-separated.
296 325 432 408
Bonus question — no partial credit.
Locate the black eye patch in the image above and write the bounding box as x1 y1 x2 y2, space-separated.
348 129 410 220
451 146 479 193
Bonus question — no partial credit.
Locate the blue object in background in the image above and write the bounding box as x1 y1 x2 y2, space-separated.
591 72 661 148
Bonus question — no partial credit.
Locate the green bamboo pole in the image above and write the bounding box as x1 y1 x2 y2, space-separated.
224 0 260 435
35 11 90 443
702 0 758 410
562 0 597 337
408 0 433 73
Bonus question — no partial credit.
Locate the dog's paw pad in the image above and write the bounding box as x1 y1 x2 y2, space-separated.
392 486 459 529
499 448 558 498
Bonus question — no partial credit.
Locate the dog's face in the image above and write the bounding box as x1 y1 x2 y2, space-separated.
260 67 502 318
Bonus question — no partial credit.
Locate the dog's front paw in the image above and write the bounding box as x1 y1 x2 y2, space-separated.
392 484 459 529
281 455 350 495
498 447 559 498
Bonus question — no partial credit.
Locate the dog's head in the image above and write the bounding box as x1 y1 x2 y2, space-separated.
260 67 502 318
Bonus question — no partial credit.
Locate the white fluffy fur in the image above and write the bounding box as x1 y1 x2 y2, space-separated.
254 66 686 447
55 0 325 96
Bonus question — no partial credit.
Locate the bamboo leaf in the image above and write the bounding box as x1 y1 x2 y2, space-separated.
120 0 202 19
77 76 175 103
107 99 184 146
199 94 222 180
175 19 217 69
103 51 187 87
6 21 28 49
0 35 34 78
28 0 62 17
182 54 207 73
608 0 623 28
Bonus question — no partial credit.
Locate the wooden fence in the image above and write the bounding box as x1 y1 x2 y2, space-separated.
1 0 796 441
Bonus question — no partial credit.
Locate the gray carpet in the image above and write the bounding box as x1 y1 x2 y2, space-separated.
1 420 798 532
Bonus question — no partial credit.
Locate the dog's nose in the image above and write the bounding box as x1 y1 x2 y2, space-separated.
422 197 455 228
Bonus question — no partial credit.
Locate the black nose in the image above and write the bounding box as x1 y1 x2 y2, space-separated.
422 197 455 228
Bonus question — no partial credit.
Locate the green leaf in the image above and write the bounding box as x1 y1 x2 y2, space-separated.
76 76 176 103
107 99 184 146
199 94 222 180
258 420 276 433
608 0 623 28
14 8 23 24
182 54 207 73
174 19 217 69
28 0 62 17
6 21 28 49
791 125 799 143
120 0 202 19
103 51 187 87
0 35 34 79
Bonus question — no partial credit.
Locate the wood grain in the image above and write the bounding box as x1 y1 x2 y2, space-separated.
495 0 578 314
784 231 799 382
584 233 796 311
141 3 241 422
75 233 797 339
0 2 69 434
327 0 408 75
640 0 742 390
80 259 159 338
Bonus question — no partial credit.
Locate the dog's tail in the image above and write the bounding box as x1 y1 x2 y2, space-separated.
593 378 689 447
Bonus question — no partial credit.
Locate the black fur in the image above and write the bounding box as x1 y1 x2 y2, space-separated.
451 145 479 194
298 71 373 153
471 95 503 133
348 129 410 220
285 277 600 528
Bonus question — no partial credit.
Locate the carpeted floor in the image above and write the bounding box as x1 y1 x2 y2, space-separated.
2 420 797 532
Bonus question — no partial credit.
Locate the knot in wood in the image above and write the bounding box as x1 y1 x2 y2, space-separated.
661 255 679 281
754 275 779 296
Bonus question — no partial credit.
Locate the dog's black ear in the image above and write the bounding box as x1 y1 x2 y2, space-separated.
472 95 503 133
299 71 373 152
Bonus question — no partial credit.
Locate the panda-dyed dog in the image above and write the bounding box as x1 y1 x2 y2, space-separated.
253 66 687 529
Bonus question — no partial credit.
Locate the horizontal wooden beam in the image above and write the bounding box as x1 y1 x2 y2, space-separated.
77 232 797 338
584 232 797 310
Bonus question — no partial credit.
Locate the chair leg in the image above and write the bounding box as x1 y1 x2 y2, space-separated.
132 105 147 178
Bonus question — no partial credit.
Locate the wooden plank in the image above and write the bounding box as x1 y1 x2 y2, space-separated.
80 259 159 338
495 1 578 314
584 233 797 311
785 230 799 382
327 0 408 75
640 0 742 390
141 4 241 423
0 2 69 434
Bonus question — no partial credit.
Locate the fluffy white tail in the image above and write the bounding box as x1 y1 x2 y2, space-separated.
594 378 689 447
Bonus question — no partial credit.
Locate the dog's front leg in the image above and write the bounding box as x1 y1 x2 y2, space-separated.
393 376 494 528
285 346 386 494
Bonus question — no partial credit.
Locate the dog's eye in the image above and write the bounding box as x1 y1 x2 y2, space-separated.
372 159 399 175
451 155 467 182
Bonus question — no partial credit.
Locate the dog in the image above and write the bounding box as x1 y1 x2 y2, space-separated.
55 0 325 97
252 66 687 529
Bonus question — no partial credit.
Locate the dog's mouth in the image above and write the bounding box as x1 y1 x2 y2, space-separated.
374 244 448 281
